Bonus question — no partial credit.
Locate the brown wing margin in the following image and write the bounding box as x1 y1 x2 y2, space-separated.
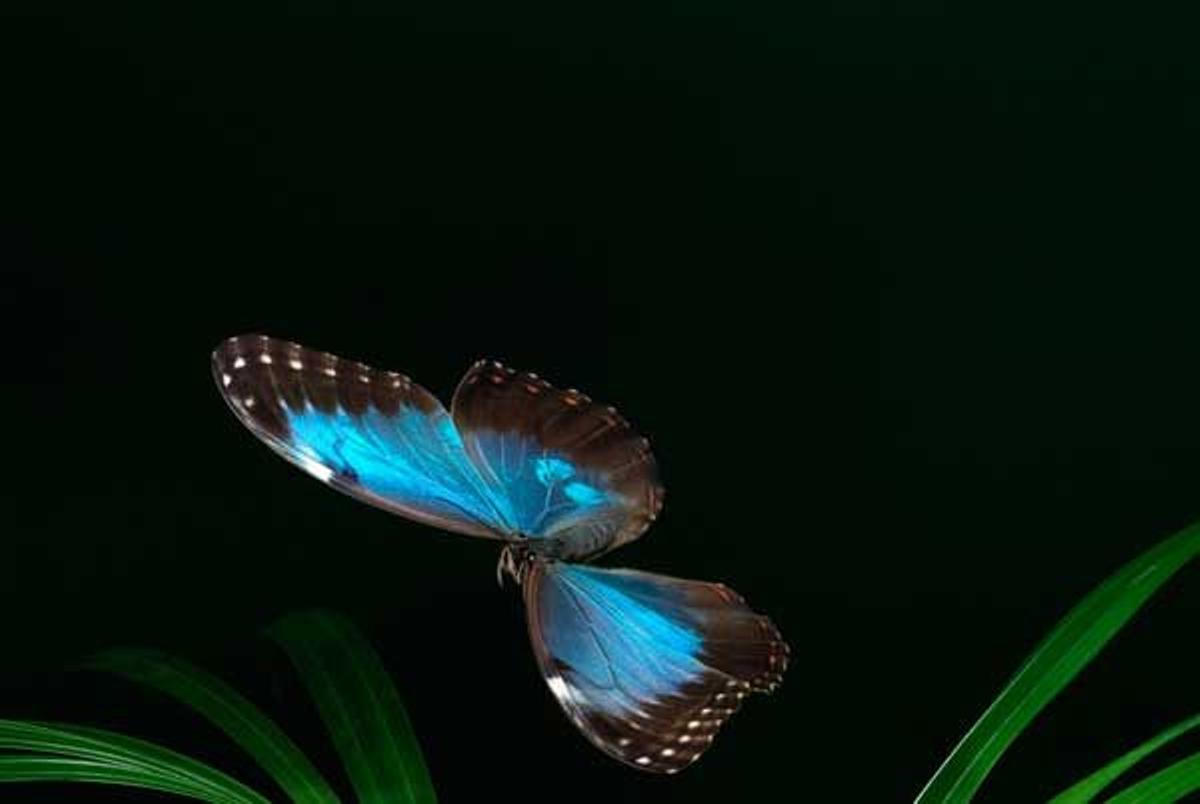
212 334 445 442
451 359 664 559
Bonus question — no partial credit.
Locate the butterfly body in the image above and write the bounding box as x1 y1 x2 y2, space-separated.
213 334 787 774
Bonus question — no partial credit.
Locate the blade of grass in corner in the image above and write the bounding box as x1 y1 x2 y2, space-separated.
1105 751 1200 803
85 648 339 804
1048 713 1200 803
0 756 220 801
268 611 436 804
916 520 1200 804
0 719 269 804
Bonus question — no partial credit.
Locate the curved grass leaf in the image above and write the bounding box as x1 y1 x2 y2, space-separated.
1105 751 1200 803
85 648 339 804
0 756 218 800
1048 713 1200 803
268 611 436 804
916 520 1200 803
0 719 268 804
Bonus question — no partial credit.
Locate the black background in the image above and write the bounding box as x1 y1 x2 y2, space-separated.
3 3 1200 802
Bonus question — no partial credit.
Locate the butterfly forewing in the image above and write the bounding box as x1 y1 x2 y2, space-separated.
523 560 788 773
451 360 663 560
212 335 512 539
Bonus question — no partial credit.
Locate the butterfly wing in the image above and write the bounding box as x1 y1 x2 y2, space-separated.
451 360 663 560
212 334 513 539
523 560 788 773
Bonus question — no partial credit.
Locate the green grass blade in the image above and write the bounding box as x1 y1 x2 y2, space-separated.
916 520 1200 804
1048 713 1200 803
85 648 339 804
0 756 219 800
1105 751 1200 803
0 719 269 804
267 611 437 804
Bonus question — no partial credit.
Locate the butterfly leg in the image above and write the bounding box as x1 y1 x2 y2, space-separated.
496 543 534 588
497 546 515 588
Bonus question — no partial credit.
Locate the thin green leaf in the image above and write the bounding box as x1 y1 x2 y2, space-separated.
0 755 215 800
916 520 1200 804
1049 713 1200 803
85 648 339 804
267 611 437 804
0 719 269 804
1105 751 1200 803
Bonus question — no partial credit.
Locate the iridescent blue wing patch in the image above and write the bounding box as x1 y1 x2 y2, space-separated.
523 560 788 773
212 335 511 539
451 360 663 560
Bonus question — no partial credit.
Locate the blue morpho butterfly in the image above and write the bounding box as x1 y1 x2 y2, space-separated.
212 334 788 773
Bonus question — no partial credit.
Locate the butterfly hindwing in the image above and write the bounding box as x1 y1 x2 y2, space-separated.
523 560 788 773
451 360 663 560
212 335 512 539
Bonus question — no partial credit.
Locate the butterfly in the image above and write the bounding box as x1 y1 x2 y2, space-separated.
212 334 788 773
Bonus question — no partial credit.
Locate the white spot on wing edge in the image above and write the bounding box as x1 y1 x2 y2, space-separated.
297 453 334 483
259 353 273 364
233 356 246 369
635 756 652 766
546 676 571 701
221 373 232 387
